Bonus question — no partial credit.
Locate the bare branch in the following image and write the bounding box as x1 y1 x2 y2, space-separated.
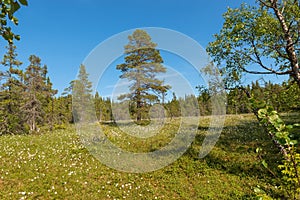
274 47 290 59
239 67 274 74
258 0 273 8
250 38 274 71
235 51 292 75
239 65 292 75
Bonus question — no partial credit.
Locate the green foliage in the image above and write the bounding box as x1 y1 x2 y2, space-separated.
71 64 93 123
207 0 300 87
255 104 300 199
0 0 28 43
254 185 273 200
227 86 251 114
0 48 69 134
196 85 212 115
22 55 56 133
226 80 300 115
53 95 73 124
94 92 114 122
279 151 300 198
165 92 181 118
0 44 24 134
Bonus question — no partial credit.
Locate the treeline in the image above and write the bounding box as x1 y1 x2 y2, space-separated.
225 80 300 114
1 44 299 135
65 79 300 124
166 80 300 117
0 44 70 134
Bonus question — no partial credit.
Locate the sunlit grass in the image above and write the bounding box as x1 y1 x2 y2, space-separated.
1 114 296 199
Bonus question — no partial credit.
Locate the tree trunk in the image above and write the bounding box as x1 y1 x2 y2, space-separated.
270 0 300 87
136 66 142 122
136 97 142 122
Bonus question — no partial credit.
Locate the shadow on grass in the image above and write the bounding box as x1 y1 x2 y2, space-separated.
99 121 117 127
100 119 152 127
190 119 283 181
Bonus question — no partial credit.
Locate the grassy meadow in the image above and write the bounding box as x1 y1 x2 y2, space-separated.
1 114 298 199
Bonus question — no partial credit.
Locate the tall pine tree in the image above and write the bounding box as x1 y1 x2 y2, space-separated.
117 29 170 122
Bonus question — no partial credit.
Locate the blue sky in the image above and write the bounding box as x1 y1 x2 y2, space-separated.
0 0 288 98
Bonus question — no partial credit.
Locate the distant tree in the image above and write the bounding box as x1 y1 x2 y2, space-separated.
55 91 73 124
0 0 28 43
94 92 113 122
166 92 180 119
94 91 102 121
0 44 24 134
263 81 283 111
104 97 113 122
116 29 170 121
44 76 57 130
207 0 300 88
196 85 212 115
280 80 300 111
179 95 199 117
72 64 93 123
226 86 251 114
22 55 53 133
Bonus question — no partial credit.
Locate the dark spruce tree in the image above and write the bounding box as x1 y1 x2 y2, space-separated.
72 64 93 123
117 29 170 122
166 92 180 119
44 76 58 131
0 44 24 135
22 55 54 133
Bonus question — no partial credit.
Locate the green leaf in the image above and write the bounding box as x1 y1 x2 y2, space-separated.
286 125 294 130
256 147 262 153
254 187 262 193
267 107 275 113
258 108 267 118
290 140 298 145
268 114 279 123
261 160 268 169
275 132 283 138
14 34 20 40
254 186 266 195
9 1 21 18
278 138 286 146
18 0 28 6
11 16 19 25
1 20 7 26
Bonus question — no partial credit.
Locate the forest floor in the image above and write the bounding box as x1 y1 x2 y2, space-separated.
0 113 299 199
